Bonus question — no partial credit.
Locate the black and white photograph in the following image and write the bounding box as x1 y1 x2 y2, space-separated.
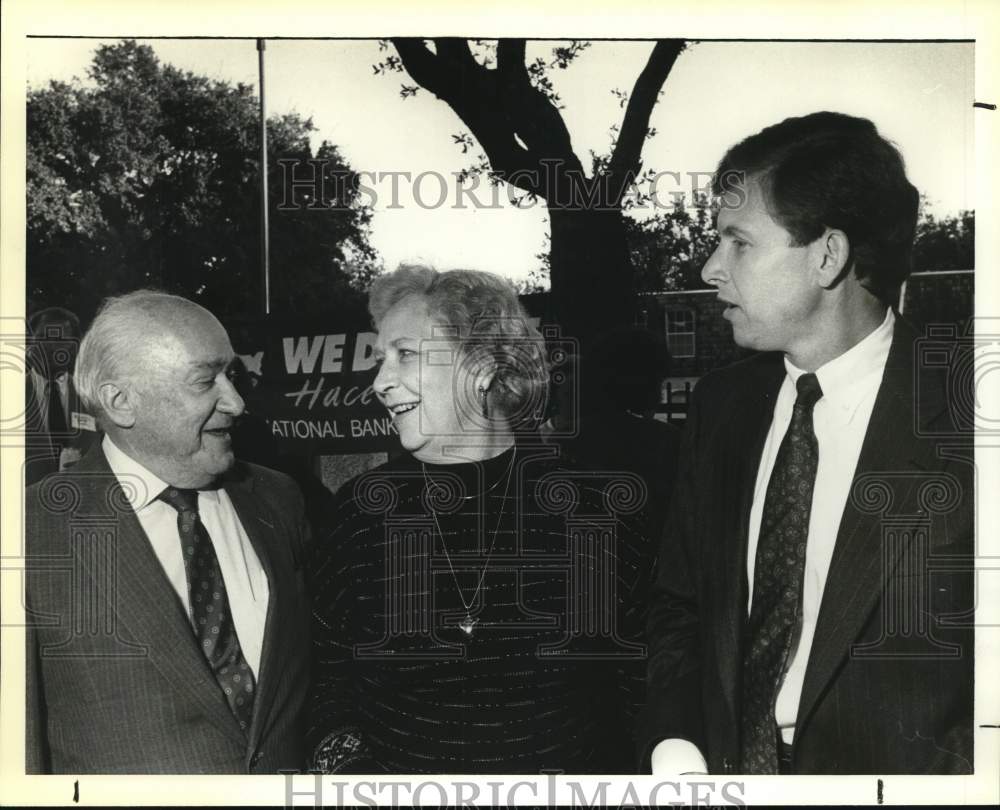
1 0 997 806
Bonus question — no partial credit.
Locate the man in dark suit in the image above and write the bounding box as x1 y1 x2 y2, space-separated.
26 290 311 774
24 307 99 485
641 112 973 775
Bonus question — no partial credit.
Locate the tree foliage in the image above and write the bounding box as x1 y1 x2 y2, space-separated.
627 201 718 294
28 40 378 324
913 205 974 272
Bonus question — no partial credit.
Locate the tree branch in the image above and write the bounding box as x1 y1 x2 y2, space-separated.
608 40 685 190
393 38 546 196
494 39 583 183
392 39 520 171
391 39 456 98
495 39 527 84
433 38 479 73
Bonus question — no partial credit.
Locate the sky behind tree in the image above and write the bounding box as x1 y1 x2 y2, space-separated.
27 38 975 282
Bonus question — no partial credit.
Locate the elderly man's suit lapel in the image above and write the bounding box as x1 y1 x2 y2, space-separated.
64 445 304 749
61 446 247 745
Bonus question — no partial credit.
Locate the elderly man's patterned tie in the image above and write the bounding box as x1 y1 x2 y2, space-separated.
741 372 823 774
159 487 256 734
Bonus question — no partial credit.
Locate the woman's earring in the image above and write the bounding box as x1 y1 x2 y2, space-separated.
478 386 489 420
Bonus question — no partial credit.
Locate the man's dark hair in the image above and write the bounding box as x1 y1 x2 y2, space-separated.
712 111 919 307
28 306 81 338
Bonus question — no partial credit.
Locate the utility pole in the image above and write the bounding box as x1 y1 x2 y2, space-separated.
257 38 271 315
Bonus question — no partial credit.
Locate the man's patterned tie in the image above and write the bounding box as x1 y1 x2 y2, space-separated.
740 372 823 774
159 487 256 734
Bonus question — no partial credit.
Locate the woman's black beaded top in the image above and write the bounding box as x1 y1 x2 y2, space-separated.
307 444 654 774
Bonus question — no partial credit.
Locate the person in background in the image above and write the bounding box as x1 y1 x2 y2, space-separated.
308 265 654 773
641 112 973 775
26 290 311 773
24 306 98 484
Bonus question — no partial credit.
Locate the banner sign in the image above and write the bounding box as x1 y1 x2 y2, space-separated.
229 299 554 456
235 317 400 454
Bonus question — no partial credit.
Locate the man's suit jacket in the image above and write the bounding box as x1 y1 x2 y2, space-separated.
640 318 974 775
25 443 312 774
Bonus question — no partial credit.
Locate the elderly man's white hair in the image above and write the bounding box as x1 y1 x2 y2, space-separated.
74 289 213 424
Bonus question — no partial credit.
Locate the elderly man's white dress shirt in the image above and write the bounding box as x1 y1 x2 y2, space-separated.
102 435 270 676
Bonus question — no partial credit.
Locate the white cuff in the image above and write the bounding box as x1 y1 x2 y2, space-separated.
650 738 709 775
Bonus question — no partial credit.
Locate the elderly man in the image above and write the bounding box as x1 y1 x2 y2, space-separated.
26 290 310 774
641 112 973 775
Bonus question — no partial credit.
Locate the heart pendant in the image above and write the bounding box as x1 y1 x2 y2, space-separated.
458 615 478 636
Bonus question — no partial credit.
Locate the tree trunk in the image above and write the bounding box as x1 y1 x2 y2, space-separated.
547 206 634 350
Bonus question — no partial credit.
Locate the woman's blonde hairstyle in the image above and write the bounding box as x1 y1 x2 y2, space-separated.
369 264 549 426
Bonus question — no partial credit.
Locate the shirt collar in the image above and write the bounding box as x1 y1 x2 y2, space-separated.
784 309 895 423
101 435 221 511
31 367 68 383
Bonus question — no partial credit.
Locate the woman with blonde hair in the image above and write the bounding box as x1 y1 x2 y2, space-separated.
307 265 652 773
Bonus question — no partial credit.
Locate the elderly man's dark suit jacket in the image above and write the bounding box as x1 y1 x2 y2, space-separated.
25 444 311 774
640 317 974 775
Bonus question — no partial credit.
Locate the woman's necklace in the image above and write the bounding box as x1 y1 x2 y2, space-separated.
420 448 516 636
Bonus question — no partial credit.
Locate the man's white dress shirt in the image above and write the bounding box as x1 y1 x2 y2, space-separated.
102 435 270 677
652 309 894 774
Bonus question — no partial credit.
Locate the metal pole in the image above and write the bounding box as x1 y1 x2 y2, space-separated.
257 38 271 315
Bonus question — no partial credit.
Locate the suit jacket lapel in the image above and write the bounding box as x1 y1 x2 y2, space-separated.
716 356 785 719
223 470 284 750
795 319 940 734
71 446 247 746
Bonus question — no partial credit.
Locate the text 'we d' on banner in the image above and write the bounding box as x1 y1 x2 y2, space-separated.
233 318 399 454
